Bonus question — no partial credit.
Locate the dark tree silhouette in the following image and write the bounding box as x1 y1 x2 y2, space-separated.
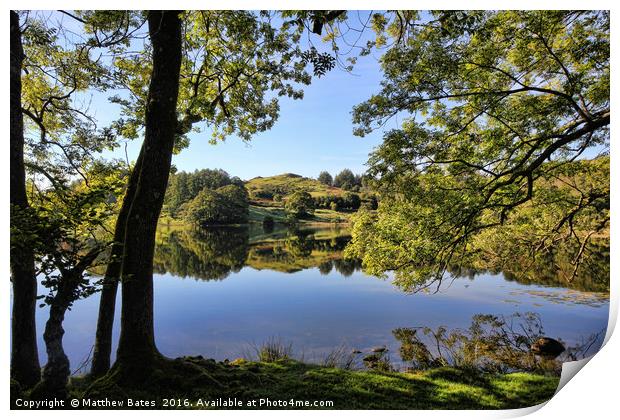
90 146 144 377
114 10 183 372
10 10 41 389
318 171 333 186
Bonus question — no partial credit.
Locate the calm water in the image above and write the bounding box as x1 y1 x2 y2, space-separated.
31 225 609 372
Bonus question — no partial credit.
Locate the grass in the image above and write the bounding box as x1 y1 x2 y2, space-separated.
70 357 559 410
245 173 346 199
245 337 294 363
249 204 350 224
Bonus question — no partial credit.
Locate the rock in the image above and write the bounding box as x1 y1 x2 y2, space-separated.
371 346 388 353
531 337 566 358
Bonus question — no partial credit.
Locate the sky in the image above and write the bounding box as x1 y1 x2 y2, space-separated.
167 56 388 180
69 12 397 181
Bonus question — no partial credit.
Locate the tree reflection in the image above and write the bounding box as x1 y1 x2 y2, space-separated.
154 227 249 281
388 238 609 294
154 226 362 279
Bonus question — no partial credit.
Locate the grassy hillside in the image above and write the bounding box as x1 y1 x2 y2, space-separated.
245 173 346 200
249 204 349 224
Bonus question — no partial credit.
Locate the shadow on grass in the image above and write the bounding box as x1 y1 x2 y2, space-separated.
73 358 558 410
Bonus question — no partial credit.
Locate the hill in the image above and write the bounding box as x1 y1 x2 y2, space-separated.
245 173 346 201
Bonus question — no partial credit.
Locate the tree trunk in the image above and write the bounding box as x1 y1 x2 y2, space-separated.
90 147 144 377
31 279 73 400
10 10 41 389
115 11 182 370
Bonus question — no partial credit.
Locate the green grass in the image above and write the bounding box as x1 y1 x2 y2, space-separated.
245 173 346 199
76 358 559 410
249 204 350 224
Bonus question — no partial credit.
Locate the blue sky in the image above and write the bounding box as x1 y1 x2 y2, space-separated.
167 56 388 180
80 12 395 181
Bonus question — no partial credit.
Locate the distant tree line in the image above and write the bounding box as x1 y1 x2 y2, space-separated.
164 169 244 216
163 169 249 225
318 169 370 192
315 192 366 211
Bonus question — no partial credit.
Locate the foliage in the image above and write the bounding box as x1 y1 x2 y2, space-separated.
284 191 315 218
251 337 293 363
317 171 333 186
182 184 249 226
20 11 121 188
315 192 361 210
342 192 361 210
18 160 126 307
348 11 610 290
86 10 333 150
394 312 560 374
333 169 357 190
164 169 243 216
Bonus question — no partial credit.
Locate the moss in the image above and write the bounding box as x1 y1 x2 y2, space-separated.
79 358 558 410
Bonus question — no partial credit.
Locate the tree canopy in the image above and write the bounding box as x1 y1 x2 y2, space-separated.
164 169 243 216
318 171 333 186
285 191 315 218
333 169 356 190
347 11 610 290
183 184 250 226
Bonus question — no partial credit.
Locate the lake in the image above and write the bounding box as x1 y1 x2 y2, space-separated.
31 225 609 373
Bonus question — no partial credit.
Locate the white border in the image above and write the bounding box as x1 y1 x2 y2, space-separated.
2 1 617 419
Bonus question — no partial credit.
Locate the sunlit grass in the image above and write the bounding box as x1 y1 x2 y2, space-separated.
74 358 558 410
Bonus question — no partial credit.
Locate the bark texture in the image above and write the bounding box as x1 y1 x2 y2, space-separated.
90 147 144 377
115 11 183 370
10 10 41 389
31 249 100 400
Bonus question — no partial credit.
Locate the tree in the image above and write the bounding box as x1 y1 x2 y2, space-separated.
183 185 249 226
333 169 356 190
76 9 339 378
29 162 123 399
11 9 116 388
10 9 130 385
90 149 143 377
347 11 609 291
342 192 361 210
113 10 183 372
285 191 315 218
10 10 40 388
163 168 243 216
99 9 331 376
318 171 333 186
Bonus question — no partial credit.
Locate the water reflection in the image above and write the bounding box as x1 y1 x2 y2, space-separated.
154 227 249 281
154 225 362 280
154 225 608 294
30 225 609 373
464 239 610 293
